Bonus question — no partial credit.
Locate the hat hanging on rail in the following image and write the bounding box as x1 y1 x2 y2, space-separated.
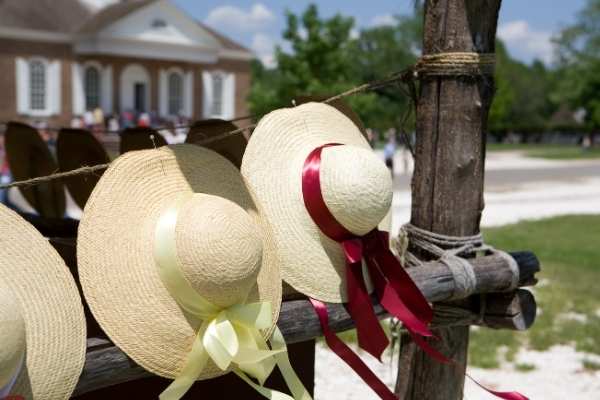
0 203 86 400
4 122 66 218
77 144 310 400
185 119 248 169
119 127 167 154
294 95 368 140
242 102 392 303
56 128 111 210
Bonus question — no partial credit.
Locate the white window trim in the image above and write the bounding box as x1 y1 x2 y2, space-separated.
16 56 61 117
202 70 234 120
160 67 193 118
82 61 103 111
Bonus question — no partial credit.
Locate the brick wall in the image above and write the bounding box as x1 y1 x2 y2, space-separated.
0 38 252 126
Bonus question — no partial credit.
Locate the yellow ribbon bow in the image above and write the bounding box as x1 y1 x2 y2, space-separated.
154 194 312 400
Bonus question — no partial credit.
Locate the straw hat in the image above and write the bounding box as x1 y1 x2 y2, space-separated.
56 128 110 209
241 102 393 303
186 119 247 168
4 122 65 218
294 96 368 139
77 144 281 380
119 127 167 154
0 204 86 399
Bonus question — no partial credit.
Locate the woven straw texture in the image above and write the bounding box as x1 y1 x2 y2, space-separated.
77 144 281 380
4 122 66 218
186 119 247 168
56 128 110 209
0 204 86 399
241 102 393 303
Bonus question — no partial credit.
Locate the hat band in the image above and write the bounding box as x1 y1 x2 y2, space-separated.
0 353 24 399
153 194 311 400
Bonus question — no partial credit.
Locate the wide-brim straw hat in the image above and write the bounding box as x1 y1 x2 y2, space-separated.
0 204 86 399
119 127 167 154
78 144 281 380
56 128 110 209
241 102 393 303
294 96 368 139
4 122 66 218
186 119 247 168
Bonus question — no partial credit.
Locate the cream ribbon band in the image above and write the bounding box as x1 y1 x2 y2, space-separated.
154 193 312 400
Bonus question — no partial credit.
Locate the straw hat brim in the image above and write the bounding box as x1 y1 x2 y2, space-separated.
56 129 110 209
78 144 281 380
119 127 167 154
241 102 388 303
186 119 247 168
0 205 86 399
5 122 66 218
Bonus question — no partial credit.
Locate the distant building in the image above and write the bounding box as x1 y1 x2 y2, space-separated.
0 0 253 126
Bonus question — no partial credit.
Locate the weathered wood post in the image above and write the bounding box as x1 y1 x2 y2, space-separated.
395 0 502 399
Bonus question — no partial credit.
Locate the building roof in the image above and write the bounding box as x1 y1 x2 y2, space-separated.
0 0 92 33
77 0 157 34
197 22 250 52
0 0 250 55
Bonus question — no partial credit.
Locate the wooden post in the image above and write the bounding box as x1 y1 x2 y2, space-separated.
395 1 502 399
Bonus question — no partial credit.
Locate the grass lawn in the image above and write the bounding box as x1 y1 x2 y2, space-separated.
487 143 600 160
469 215 600 369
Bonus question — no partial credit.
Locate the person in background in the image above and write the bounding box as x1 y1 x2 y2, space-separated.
83 110 95 129
383 133 397 177
107 115 120 133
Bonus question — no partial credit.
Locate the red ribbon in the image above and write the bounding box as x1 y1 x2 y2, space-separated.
302 143 528 400
2 397 25 400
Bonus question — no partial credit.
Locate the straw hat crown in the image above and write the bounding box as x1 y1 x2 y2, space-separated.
175 194 263 308
0 285 25 388
320 145 392 235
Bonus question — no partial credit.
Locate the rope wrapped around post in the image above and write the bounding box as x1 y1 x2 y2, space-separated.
396 223 520 299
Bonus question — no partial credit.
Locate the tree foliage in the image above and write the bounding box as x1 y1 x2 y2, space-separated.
554 0 600 129
248 4 421 134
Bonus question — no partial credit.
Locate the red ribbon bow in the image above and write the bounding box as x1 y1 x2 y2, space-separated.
302 143 528 400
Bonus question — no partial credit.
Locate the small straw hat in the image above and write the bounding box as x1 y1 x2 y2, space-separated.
241 102 393 303
186 119 247 168
77 144 281 380
294 96 367 139
119 127 167 154
56 128 110 209
0 204 86 399
4 122 66 218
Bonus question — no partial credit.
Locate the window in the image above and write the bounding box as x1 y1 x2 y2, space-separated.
84 66 101 110
211 73 224 117
29 60 46 110
168 72 183 116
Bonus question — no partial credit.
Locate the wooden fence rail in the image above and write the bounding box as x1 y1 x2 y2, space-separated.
74 250 538 395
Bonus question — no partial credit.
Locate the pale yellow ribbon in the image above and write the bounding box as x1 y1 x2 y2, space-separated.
154 193 312 400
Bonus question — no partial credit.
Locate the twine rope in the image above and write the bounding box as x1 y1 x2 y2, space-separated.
0 51 495 190
396 223 519 299
416 52 496 77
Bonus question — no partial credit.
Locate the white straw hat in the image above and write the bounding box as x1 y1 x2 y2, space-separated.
241 102 393 303
77 144 281 380
0 205 86 399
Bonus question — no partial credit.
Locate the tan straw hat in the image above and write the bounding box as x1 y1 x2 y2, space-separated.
0 204 86 399
56 128 110 209
186 119 247 168
119 127 167 154
294 95 368 139
77 144 281 380
241 102 393 303
4 122 66 218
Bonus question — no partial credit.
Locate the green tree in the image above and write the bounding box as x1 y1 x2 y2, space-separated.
248 4 422 135
554 0 600 131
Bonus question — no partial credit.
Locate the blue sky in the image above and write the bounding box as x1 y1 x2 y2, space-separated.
173 0 587 67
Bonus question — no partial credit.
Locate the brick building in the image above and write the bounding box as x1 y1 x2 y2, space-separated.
0 0 253 126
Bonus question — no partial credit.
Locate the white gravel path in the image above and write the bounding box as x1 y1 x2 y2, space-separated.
315 344 600 400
